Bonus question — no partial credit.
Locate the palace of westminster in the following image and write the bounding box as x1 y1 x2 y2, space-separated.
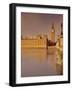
21 23 63 49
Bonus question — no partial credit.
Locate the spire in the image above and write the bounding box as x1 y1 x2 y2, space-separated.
61 23 63 35
51 23 55 32
51 23 54 30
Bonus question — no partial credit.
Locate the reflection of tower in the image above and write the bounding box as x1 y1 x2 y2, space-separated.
50 24 55 42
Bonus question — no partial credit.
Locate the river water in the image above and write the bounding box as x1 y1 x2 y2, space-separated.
21 47 63 77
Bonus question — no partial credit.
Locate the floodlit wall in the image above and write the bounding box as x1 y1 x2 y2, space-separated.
21 38 47 48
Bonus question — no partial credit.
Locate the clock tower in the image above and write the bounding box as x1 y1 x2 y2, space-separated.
50 23 55 42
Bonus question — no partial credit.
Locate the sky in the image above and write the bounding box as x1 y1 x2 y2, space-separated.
21 12 63 41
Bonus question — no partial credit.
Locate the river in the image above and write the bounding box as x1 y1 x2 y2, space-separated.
21 47 63 77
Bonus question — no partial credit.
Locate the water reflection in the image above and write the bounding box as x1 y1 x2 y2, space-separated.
21 47 63 77
56 49 63 75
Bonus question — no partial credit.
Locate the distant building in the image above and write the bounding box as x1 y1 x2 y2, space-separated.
56 23 63 51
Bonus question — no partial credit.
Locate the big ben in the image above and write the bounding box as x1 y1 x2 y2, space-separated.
50 23 55 42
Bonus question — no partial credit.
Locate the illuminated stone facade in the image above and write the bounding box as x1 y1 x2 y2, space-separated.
21 37 48 48
56 23 63 51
